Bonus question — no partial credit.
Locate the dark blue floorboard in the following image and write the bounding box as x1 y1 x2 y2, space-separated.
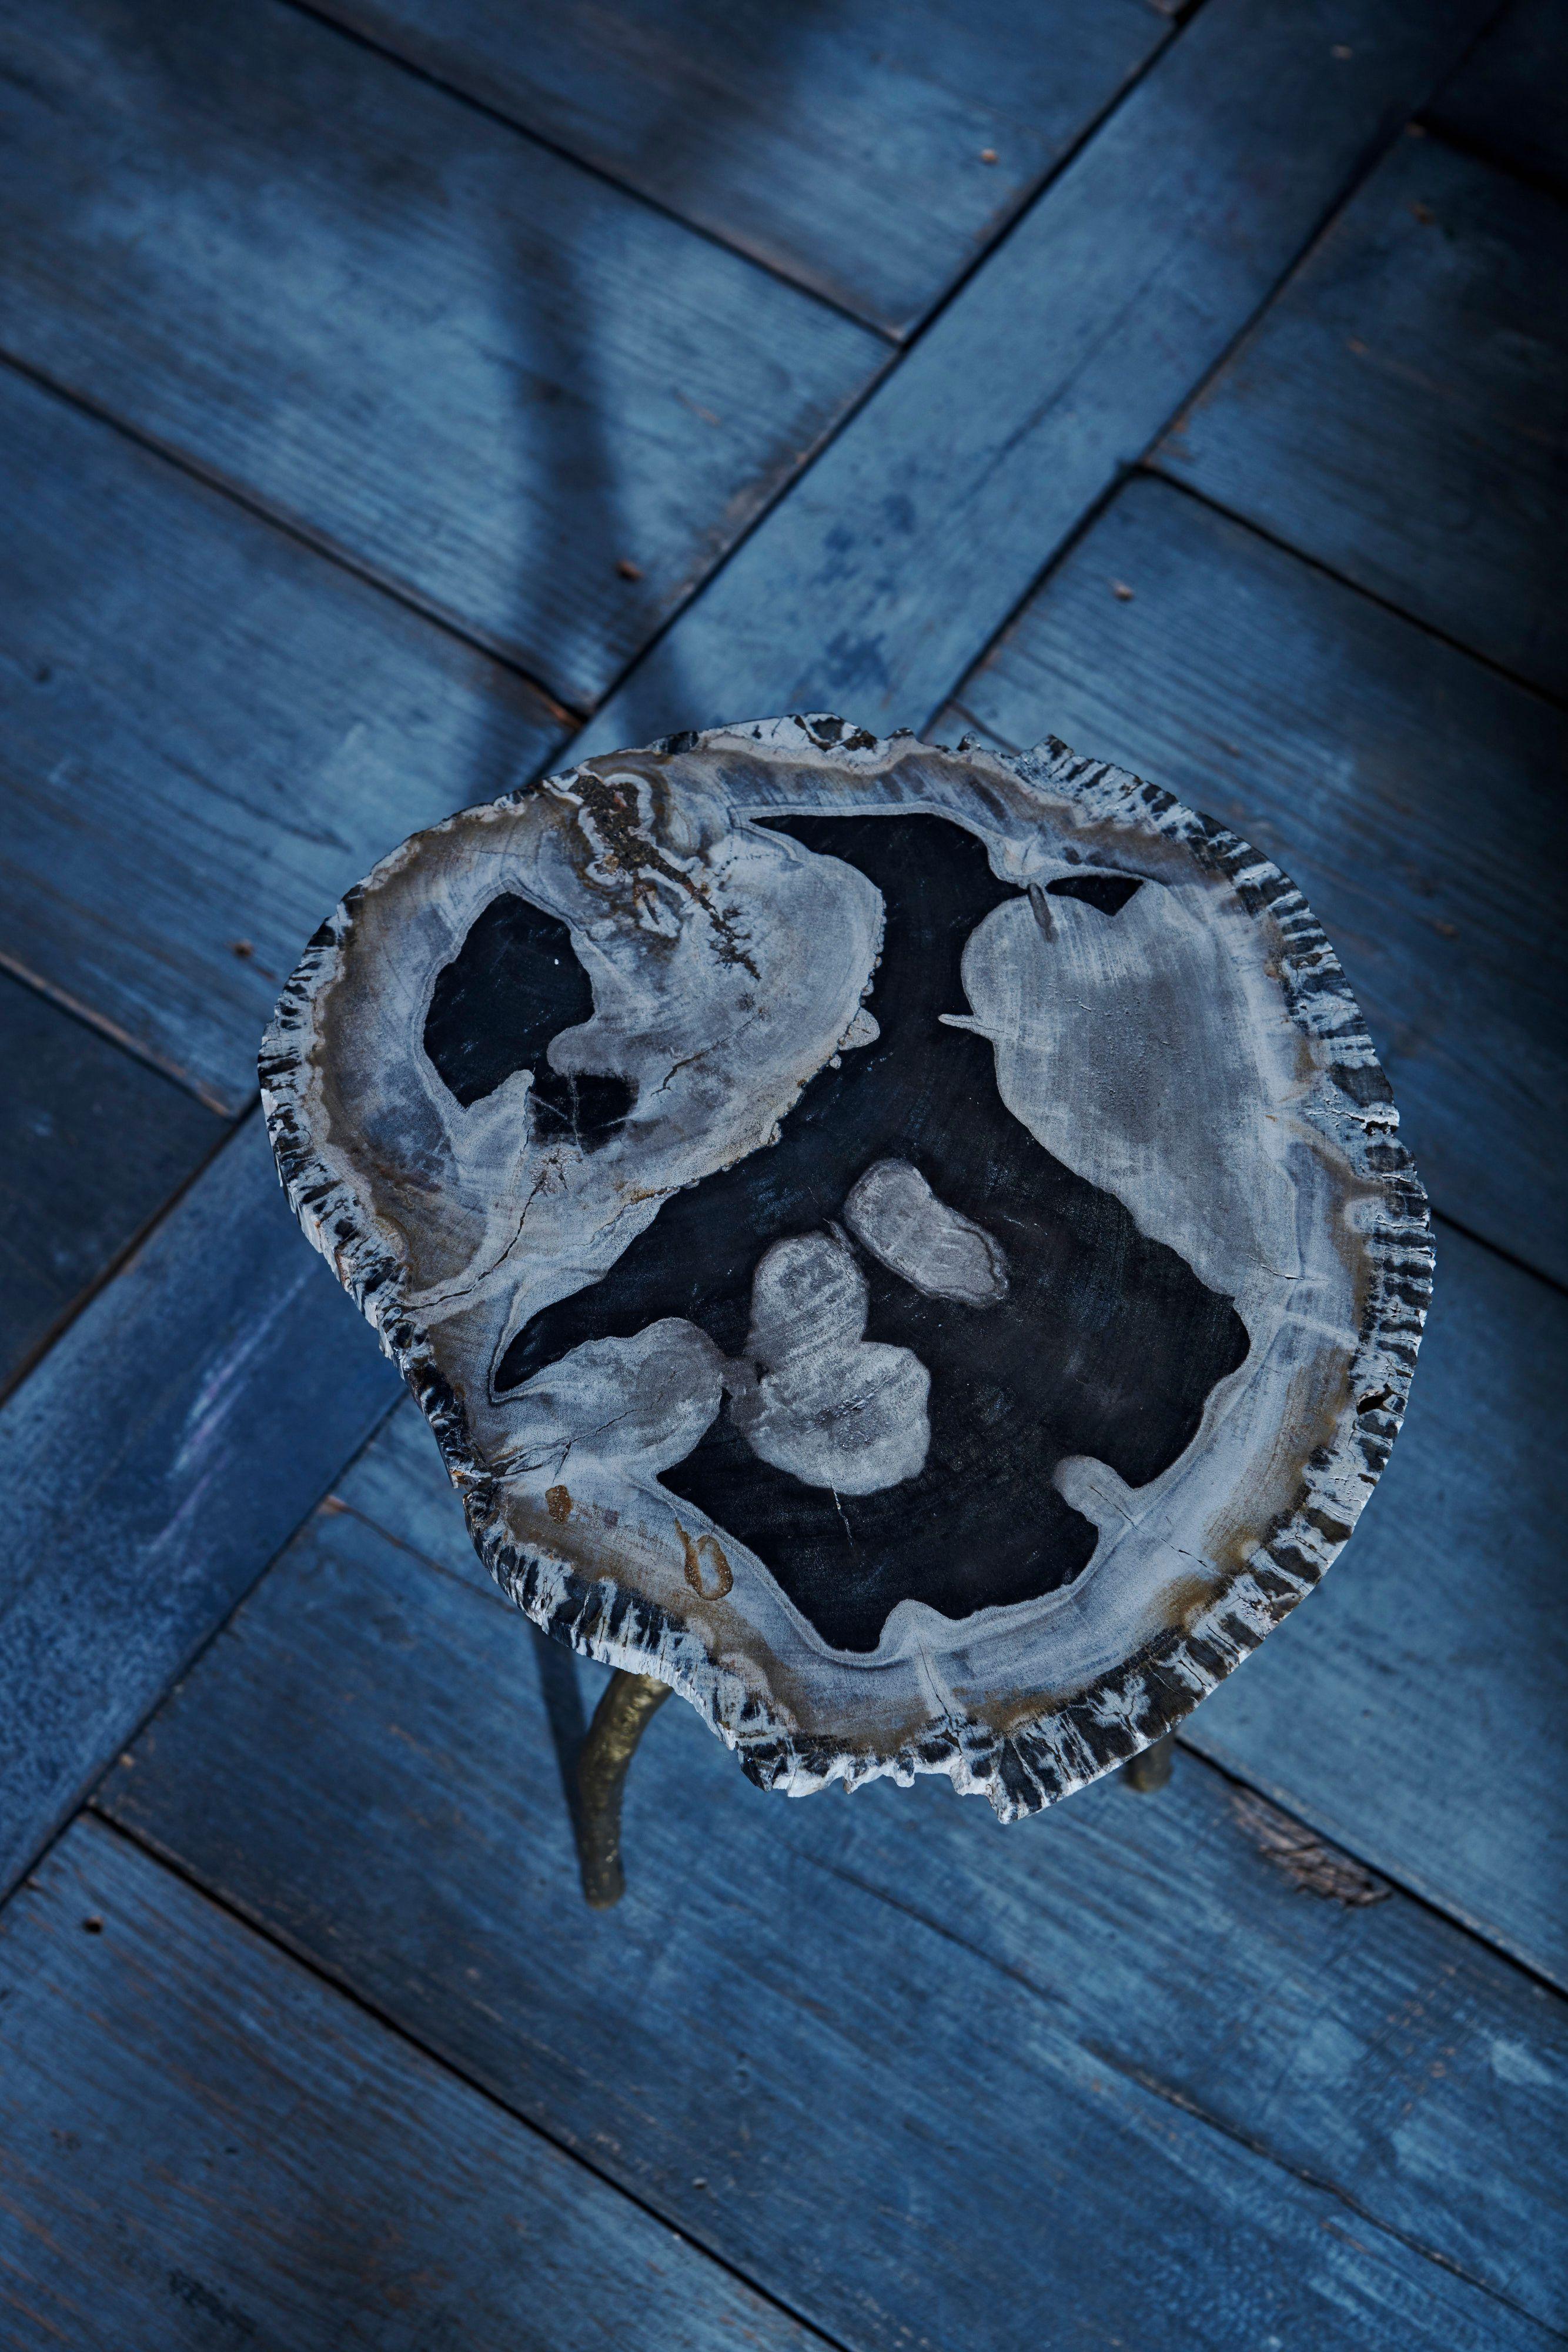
101 1496 1567 2346
0 1115 399 1904
0 0 884 710
1426 0 1568 193
0 970 222 1395
1158 131 1568 698
298 0 1168 336
0 1816 824 2352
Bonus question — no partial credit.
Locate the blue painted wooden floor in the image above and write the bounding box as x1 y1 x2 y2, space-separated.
1 2 1564 2344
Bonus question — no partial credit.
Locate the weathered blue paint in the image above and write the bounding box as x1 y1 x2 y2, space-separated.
0 1816 826 2351
102 1498 1568 2343
0 1117 399 1902
1159 135 1568 699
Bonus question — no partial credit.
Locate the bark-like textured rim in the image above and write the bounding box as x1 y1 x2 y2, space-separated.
261 716 1433 1820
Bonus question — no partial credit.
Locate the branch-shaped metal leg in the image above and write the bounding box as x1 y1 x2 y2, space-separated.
1121 1733 1175 1793
576 1669 673 1909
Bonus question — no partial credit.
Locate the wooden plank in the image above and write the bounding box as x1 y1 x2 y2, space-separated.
333 1399 496 1602
0 1818 825 2352
1156 132 1568 698
340 1174 1568 1997
0 0 884 711
302 0 1168 338
0 1114 400 1905
571 0 1500 758
101 1501 1568 2344
944 472 1567 1287
0 971 221 1394
1176 1219 1568 1992
1427 0 1568 193
0 365 564 1115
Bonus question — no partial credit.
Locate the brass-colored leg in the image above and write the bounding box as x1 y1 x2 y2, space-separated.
576 1670 673 1909
1121 1733 1175 1793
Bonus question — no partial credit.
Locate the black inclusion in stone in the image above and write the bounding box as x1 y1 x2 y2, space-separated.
423 893 633 1148
497 813 1250 1652
1046 872 1145 916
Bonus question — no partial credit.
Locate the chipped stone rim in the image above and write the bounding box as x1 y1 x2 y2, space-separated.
261 716 1433 1822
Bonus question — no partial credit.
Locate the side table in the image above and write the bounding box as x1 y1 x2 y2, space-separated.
262 716 1430 1903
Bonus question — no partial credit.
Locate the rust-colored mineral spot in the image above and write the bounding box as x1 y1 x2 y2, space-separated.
546 1484 573 1524
678 1521 733 1600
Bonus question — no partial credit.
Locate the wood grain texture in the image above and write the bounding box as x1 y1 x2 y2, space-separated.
300 0 1165 337
1180 1219 1568 1992
1427 0 1568 193
0 365 563 1114
0 971 222 1393
333 1397 498 1602
0 0 882 710
1156 132 1568 698
945 473 1568 1286
0 1818 825 2352
263 716 1430 1816
571 0 1500 756
0 1115 400 1904
101 1502 1567 2344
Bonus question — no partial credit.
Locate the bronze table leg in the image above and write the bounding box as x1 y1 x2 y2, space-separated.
1121 1733 1175 1793
576 1669 673 1909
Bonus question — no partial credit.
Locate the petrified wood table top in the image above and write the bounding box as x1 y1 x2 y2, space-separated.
263 716 1432 1819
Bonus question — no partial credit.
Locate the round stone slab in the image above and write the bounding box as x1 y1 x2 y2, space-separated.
262 715 1432 1819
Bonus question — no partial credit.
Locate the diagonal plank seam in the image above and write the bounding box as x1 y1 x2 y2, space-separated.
275 0 1192 342
85 1782 1557 2347
74 1805 857 2352
1147 447 1568 718
791 1838 1563 2337
274 0 905 342
1415 109 1568 209
0 348 584 726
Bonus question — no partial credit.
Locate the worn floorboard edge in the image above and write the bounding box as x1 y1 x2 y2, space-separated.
0 1813 833 2352
94 1499 1568 2346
